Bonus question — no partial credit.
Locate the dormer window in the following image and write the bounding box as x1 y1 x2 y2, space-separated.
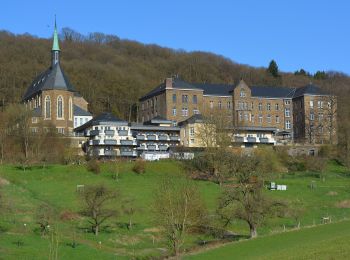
240 89 246 97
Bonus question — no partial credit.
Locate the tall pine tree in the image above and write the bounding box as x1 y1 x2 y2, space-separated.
267 59 279 78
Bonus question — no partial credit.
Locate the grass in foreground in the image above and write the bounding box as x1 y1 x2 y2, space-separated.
185 220 350 260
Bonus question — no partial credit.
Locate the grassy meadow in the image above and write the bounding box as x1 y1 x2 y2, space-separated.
0 160 349 259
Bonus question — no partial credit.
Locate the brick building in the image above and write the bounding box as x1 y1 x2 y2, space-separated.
139 77 336 145
23 20 91 135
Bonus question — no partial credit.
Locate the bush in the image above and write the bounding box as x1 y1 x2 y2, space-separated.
86 159 101 174
132 159 146 174
304 156 327 173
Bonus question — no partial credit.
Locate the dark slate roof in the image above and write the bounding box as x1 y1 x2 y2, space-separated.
130 124 180 131
74 112 127 132
139 78 203 101
250 86 296 98
73 105 92 117
178 114 204 126
23 63 76 101
192 83 234 96
144 115 173 125
293 84 328 98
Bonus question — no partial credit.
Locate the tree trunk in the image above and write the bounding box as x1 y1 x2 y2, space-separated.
249 223 257 238
129 218 132 230
94 225 99 236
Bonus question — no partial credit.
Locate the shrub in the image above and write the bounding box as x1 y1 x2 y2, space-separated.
304 156 327 173
132 159 146 174
86 159 101 174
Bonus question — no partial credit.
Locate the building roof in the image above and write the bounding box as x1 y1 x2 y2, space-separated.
73 105 92 117
52 19 60 51
178 114 204 126
130 124 180 131
23 63 76 100
74 112 127 132
250 86 296 98
293 84 328 98
192 83 234 96
144 115 173 125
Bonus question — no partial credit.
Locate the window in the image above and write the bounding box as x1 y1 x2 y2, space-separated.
251 114 255 122
318 113 324 121
310 100 314 108
258 103 262 111
258 114 263 124
239 112 243 121
69 97 73 120
285 120 291 129
193 95 197 104
80 118 83 125
193 109 199 114
218 101 222 109
172 108 177 116
275 115 280 124
251 102 254 110
182 95 188 103
190 127 195 136
275 103 279 110
31 127 38 133
210 101 214 109
285 100 291 105
190 139 195 144
57 96 63 119
318 101 323 109
267 115 271 123
182 108 188 116
267 103 271 111
172 94 176 103
238 102 243 110
57 127 65 134
285 108 290 117
240 89 246 97
244 113 249 121
141 103 144 111
74 117 78 127
227 101 231 109
45 95 51 119
310 113 314 121
32 117 38 124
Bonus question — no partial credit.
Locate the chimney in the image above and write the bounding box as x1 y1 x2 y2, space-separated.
165 77 173 89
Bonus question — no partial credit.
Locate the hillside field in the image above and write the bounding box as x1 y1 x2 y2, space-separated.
0 160 349 259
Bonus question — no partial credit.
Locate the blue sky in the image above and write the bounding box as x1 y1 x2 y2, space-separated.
2 0 349 75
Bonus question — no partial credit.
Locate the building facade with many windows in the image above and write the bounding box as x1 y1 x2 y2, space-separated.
139 77 336 145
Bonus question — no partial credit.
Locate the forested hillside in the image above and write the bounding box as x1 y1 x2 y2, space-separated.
0 28 349 118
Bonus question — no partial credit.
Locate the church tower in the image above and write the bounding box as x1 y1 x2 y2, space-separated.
23 19 91 135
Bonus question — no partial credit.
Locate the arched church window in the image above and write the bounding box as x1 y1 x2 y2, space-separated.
45 96 51 119
69 97 73 120
57 96 64 119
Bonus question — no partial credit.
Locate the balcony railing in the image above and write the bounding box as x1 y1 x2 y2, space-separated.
104 139 117 145
89 130 100 136
259 137 269 143
147 134 157 140
120 150 137 157
136 134 146 140
234 136 244 142
104 130 115 135
169 136 180 141
118 130 128 136
120 140 136 146
158 145 168 151
247 137 257 143
104 150 117 156
92 140 101 145
158 134 169 141
147 144 157 150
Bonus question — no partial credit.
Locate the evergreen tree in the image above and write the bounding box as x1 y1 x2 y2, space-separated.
314 70 328 80
267 59 279 78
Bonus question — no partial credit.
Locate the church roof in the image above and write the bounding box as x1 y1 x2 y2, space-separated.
23 63 76 101
73 105 92 117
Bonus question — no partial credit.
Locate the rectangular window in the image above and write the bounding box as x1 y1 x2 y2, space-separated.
218 101 222 109
310 100 314 108
240 90 246 97
32 117 38 124
190 127 195 136
80 118 83 126
141 103 144 111
182 108 188 116
251 114 255 122
182 95 188 103
190 138 195 144
193 95 197 104
258 103 262 111
57 127 65 134
227 101 231 109
275 103 279 110
172 94 177 103
285 108 291 117
285 120 291 129
258 114 263 123
276 115 280 124
172 108 177 116
267 115 271 123
239 112 243 121
251 102 254 110
210 101 214 109
74 118 78 127
310 113 314 121
244 113 249 121
318 113 324 121
318 101 323 108
193 109 199 114
285 100 291 105
267 103 271 111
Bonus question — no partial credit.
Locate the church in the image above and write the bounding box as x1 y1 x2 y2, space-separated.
23 21 92 135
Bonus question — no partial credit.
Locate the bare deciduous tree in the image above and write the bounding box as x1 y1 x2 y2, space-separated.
80 184 118 236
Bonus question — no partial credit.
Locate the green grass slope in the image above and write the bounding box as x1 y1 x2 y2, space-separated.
185 220 350 260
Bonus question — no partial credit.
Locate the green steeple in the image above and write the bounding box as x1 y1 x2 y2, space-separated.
52 18 60 51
